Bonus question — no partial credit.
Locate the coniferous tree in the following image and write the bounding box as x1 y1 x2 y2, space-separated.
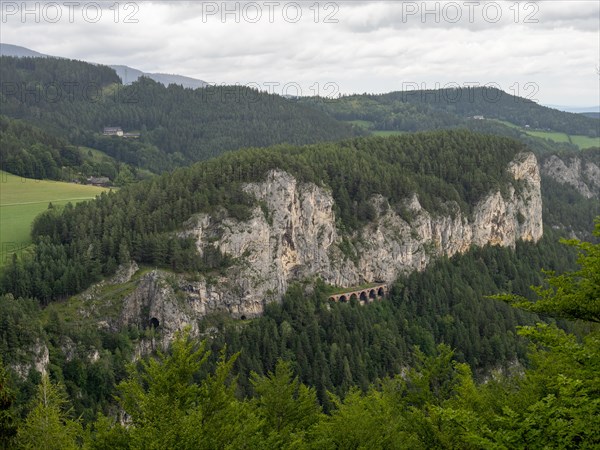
0 357 17 449
17 374 83 450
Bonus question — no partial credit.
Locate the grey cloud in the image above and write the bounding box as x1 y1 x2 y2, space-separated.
338 1 599 33
0 0 597 105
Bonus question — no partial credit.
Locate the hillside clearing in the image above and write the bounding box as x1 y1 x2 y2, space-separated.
491 119 599 149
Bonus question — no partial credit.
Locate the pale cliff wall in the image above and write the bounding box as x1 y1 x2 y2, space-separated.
119 152 543 337
542 155 600 199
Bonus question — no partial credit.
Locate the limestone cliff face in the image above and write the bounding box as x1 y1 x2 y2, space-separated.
542 155 600 199
11 340 49 379
119 152 542 336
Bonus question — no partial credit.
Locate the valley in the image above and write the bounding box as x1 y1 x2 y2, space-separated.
0 26 599 448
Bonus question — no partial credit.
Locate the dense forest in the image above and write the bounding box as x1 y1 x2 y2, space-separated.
0 56 358 172
302 87 600 138
206 229 579 405
0 115 141 183
2 57 597 178
0 130 526 303
1 223 597 449
0 227 583 425
0 115 83 180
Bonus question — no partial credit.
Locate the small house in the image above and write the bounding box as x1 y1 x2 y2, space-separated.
103 127 123 136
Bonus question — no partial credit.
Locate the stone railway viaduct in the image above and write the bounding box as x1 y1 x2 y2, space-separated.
328 284 388 304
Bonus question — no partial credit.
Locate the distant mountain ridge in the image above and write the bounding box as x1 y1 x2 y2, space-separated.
0 43 208 89
581 112 600 119
0 43 47 58
4 43 597 117
108 65 209 89
545 104 600 114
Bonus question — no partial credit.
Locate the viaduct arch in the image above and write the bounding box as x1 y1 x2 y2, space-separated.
328 284 388 305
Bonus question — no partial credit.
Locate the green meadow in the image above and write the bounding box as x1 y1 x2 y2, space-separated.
345 118 598 145
525 129 571 143
523 129 600 148
492 119 599 149
569 134 600 149
0 171 109 267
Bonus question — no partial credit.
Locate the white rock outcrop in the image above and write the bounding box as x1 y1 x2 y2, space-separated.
542 155 600 199
119 152 543 337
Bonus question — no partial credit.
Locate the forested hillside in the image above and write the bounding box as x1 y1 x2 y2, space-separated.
0 115 82 180
302 87 599 138
393 87 599 136
1 87 598 447
0 130 526 303
0 226 582 424
206 230 578 404
0 56 358 172
0 115 140 183
1 223 597 449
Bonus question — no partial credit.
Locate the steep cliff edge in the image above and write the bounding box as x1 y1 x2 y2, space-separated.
118 152 542 336
542 154 600 199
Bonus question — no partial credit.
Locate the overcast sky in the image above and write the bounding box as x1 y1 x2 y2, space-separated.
1 1 599 106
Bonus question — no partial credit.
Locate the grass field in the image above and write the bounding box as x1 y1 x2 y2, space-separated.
344 117 598 147
525 129 599 149
491 119 599 149
569 134 600 149
525 130 572 143
0 171 109 267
